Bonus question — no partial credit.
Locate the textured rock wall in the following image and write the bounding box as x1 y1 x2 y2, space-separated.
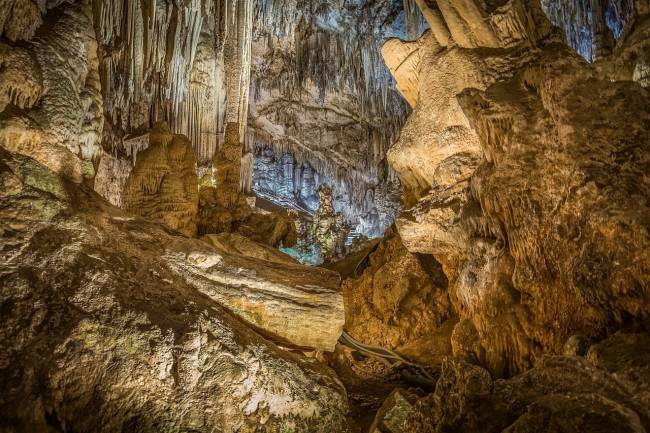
382 0 650 378
248 0 414 237
404 330 650 433
342 229 455 367
0 1 103 183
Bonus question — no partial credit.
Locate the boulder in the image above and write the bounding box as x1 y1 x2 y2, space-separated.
0 148 349 433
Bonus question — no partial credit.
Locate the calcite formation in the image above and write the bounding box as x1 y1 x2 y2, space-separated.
383 0 650 378
311 187 350 262
1 0 650 431
0 1 102 183
0 148 348 432
122 123 199 237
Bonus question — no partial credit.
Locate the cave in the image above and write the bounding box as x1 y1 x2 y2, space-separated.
0 0 649 432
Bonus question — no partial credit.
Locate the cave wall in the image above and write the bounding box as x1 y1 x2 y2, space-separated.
379 0 650 379
252 147 401 239
540 0 637 60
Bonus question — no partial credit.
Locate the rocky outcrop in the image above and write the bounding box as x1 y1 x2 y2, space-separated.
404 329 650 433
383 0 650 378
0 148 348 432
342 229 454 367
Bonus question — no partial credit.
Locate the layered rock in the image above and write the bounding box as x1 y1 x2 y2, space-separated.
0 148 348 432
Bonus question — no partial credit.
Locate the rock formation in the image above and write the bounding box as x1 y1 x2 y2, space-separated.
1 0 650 431
342 229 454 367
404 329 650 433
0 148 348 432
383 0 650 379
311 186 350 262
0 1 102 183
122 123 199 237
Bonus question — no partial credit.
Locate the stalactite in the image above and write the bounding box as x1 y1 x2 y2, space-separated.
540 0 635 61
250 0 410 183
97 0 210 153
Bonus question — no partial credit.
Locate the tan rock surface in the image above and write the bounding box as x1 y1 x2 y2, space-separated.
202 232 299 265
0 148 349 432
383 0 650 377
0 2 102 183
122 123 199 237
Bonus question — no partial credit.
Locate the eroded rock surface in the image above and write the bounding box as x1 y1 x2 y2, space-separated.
404 330 650 433
383 0 650 377
342 229 454 367
0 1 102 183
0 148 349 433
122 123 199 237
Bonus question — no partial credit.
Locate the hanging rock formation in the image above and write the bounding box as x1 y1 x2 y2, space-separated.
248 0 411 238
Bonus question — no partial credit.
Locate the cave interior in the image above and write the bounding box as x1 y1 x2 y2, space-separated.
0 0 649 432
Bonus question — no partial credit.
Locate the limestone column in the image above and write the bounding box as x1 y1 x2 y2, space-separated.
214 0 253 209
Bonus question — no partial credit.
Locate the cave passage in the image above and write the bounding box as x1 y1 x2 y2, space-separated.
0 0 649 432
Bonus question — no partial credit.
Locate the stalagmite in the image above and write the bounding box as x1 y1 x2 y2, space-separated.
122 123 199 237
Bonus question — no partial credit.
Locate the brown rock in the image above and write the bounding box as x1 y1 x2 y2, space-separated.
369 389 418 433
405 331 650 433
0 148 349 433
123 123 199 237
342 229 454 367
384 0 650 376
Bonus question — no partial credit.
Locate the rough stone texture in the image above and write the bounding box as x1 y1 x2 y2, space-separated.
404 329 650 433
342 229 455 367
384 0 650 377
122 123 199 237
312 187 350 262
0 148 349 432
235 210 298 248
540 0 636 60
0 0 43 42
0 1 103 183
252 147 402 240
369 389 418 433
